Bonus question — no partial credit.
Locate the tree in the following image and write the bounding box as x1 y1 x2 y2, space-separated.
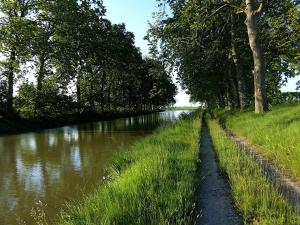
148 0 299 112
230 14 248 108
0 0 177 119
244 0 268 113
0 0 37 116
14 80 36 118
0 71 7 116
145 58 177 108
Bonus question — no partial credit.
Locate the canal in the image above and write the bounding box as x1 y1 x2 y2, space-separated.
0 110 188 225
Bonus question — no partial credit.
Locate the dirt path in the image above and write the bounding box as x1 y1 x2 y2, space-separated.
197 124 241 225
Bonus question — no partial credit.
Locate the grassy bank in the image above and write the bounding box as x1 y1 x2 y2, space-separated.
207 119 300 224
215 103 300 179
58 112 201 225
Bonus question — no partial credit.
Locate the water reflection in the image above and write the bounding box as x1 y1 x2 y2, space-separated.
0 110 189 225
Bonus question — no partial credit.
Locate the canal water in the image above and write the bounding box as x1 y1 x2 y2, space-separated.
0 110 188 225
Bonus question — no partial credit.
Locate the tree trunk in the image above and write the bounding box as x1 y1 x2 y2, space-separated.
231 15 247 109
76 75 81 104
217 90 226 108
107 82 112 112
35 56 46 115
245 0 268 113
231 42 247 109
89 88 95 109
100 70 106 112
228 52 240 109
89 70 95 110
37 56 46 93
7 49 16 116
6 6 27 117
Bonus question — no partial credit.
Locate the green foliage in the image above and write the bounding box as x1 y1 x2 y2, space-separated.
0 0 177 119
59 113 200 225
0 75 7 117
15 81 36 118
148 0 300 110
35 77 75 119
281 92 300 102
207 119 300 224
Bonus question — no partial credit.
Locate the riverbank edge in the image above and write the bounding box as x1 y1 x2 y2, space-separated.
57 111 201 225
0 110 163 136
207 118 300 224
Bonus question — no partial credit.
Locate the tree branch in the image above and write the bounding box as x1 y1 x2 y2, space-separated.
209 1 245 17
256 0 267 14
223 1 245 12
209 4 228 17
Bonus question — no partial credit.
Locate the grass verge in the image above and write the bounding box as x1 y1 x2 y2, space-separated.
215 103 300 179
58 112 201 225
207 118 300 224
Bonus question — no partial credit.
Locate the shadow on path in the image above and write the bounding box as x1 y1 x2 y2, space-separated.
197 122 242 225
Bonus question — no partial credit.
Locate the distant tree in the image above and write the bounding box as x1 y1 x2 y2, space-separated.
145 58 177 108
0 72 7 117
14 81 36 118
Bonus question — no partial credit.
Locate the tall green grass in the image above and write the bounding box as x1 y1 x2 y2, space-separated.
59 113 200 225
207 119 300 224
215 103 300 179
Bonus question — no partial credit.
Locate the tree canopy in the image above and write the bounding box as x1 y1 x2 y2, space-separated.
147 0 300 113
0 0 176 119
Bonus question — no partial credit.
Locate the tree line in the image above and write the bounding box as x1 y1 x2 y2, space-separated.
0 0 176 120
147 0 299 113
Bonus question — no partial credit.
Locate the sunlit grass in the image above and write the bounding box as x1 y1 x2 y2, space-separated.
58 112 201 225
207 119 300 224
215 103 300 179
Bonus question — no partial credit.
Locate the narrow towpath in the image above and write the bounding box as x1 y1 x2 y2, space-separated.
197 123 241 225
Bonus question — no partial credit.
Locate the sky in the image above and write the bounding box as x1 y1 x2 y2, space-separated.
104 0 199 107
281 76 299 92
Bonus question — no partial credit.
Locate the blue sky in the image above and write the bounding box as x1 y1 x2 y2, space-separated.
104 0 156 57
281 76 299 92
103 0 298 105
